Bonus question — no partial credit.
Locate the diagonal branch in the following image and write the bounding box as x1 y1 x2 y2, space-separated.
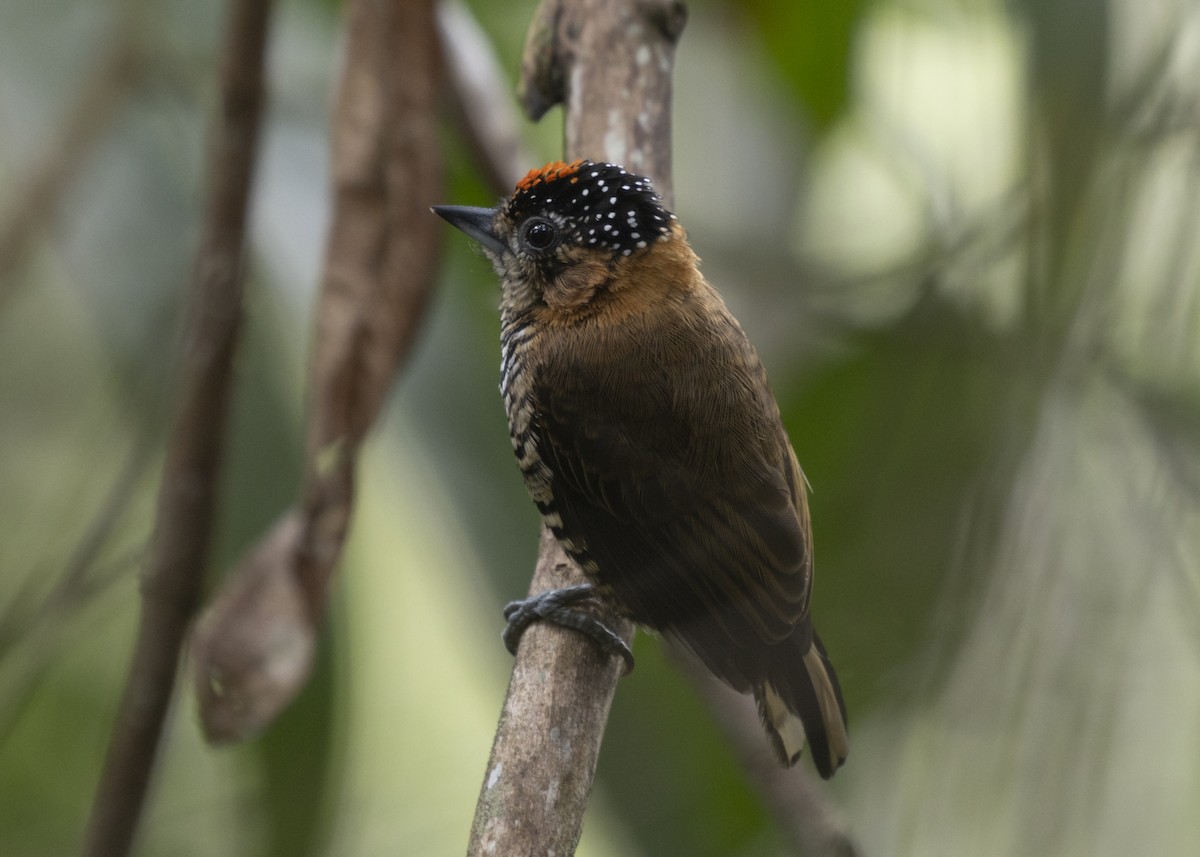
465 2 686 855
0 15 137 308
80 1 274 855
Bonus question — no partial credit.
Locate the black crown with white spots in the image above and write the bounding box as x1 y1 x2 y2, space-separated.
505 160 677 258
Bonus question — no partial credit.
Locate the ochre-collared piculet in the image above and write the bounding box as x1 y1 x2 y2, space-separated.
433 160 849 778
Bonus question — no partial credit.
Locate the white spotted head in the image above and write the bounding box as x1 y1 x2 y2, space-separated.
433 160 683 312
501 160 676 259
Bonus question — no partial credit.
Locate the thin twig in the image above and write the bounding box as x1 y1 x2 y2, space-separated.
465 2 686 855
0 471 146 748
80 0 273 854
0 546 146 749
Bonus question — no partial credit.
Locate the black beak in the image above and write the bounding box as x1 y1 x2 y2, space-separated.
431 205 507 257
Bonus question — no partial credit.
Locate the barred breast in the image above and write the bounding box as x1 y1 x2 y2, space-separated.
500 313 547 488
499 310 601 579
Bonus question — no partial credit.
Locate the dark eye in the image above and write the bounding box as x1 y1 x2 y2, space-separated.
521 218 558 252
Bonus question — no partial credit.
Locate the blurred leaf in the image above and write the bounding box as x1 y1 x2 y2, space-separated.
841 367 1200 857
780 297 1042 708
739 0 872 130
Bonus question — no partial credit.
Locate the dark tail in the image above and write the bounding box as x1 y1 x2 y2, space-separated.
754 629 848 778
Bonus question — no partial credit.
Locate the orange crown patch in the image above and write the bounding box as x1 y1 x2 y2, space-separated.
514 159 585 194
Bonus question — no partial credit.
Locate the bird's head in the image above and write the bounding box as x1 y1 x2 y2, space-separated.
433 160 684 314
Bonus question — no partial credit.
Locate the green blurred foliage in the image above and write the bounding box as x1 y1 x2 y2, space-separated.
738 0 873 130
2 0 1199 855
784 301 1042 702
601 637 779 856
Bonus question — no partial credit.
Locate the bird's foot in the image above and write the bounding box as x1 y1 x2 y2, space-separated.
502 584 635 675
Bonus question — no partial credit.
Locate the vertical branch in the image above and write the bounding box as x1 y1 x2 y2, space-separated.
81 0 273 855
465 2 686 855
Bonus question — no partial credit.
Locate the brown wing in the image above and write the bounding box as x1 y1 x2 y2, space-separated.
532 305 813 689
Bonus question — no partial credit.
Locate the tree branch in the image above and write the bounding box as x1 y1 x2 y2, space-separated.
466 2 686 855
80 1 273 855
190 0 443 744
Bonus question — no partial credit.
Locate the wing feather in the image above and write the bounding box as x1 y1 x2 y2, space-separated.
531 304 813 682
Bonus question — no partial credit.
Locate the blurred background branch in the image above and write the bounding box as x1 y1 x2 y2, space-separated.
438 0 530 194
80 0 274 854
190 0 443 747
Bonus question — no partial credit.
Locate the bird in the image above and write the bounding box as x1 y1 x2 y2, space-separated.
432 159 848 778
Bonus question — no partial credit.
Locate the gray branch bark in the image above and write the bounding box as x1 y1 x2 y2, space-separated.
465 2 686 855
